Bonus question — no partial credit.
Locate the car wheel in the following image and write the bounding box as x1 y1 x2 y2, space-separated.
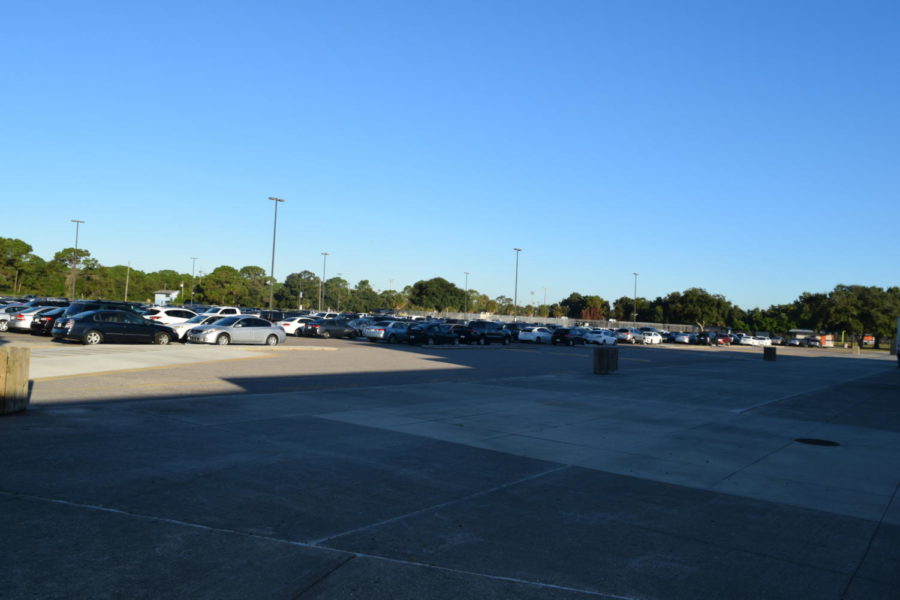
83 330 103 345
453 337 459 345
388 334 396 344
216 334 230 346
568 339 574 346
479 336 486 345
0 320 7 332
427 337 435 345
536 337 542 344
502 336 510 346
295 329 304 337
154 332 171 345
266 335 278 346
320 330 331 339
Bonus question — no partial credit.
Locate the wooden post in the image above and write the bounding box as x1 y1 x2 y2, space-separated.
593 346 619 374
1 347 31 414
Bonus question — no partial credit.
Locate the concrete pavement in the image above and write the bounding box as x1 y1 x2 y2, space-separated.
1 345 898 598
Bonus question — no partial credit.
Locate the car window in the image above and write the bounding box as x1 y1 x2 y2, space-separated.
216 316 240 326
144 309 160 316
250 318 271 327
123 313 145 324
222 308 237 315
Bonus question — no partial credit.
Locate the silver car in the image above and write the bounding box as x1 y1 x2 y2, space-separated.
187 315 286 346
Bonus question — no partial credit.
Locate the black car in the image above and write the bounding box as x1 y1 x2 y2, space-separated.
551 328 590 346
30 307 66 336
61 300 143 319
448 324 479 344
52 310 178 345
467 321 512 345
305 318 358 339
407 323 460 345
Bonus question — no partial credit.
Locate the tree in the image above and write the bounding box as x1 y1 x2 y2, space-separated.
0 237 33 293
407 278 466 312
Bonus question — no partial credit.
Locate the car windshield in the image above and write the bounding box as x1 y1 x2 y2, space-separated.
143 309 160 315
215 317 241 326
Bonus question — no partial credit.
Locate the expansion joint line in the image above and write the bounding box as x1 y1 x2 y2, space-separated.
840 478 900 599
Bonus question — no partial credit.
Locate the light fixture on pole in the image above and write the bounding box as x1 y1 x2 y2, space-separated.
464 271 470 316
632 272 639 327
190 257 198 305
319 252 329 311
513 248 522 322
267 197 285 311
70 219 85 298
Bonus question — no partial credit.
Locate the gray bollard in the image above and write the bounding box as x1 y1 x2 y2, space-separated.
763 346 776 362
593 346 619 374
1 347 31 414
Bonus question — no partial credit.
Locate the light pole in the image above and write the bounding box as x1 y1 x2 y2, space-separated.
190 257 198 305
267 197 285 311
530 291 535 316
633 272 639 328
513 248 522 322
319 252 329 311
464 271 470 316
70 219 84 298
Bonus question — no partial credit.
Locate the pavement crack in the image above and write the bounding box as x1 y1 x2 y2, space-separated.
840 478 900 599
292 554 355 599
306 464 570 546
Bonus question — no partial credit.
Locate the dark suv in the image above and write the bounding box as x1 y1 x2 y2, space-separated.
551 328 590 346
467 321 512 345
62 301 143 318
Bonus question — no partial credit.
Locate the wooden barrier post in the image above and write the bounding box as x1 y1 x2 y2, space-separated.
593 346 619 374
1 347 31 414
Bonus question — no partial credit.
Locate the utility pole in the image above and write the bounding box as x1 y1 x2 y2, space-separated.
512 248 522 322
337 273 343 311
124 262 131 302
319 252 329 311
190 257 198 305
70 219 84 298
464 272 470 317
267 197 285 311
633 272 639 328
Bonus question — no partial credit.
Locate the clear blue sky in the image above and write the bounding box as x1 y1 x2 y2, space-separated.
2 0 897 309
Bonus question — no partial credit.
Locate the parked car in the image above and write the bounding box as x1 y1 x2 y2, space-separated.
770 335 784 346
805 336 822 348
407 323 460 345
305 318 358 339
584 329 618 345
7 306 58 332
786 338 803 347
712 333 732 346
641 331 663 345
142 307 198 325
52 310 178 345
60 301 143 320
467 321 512 345
551 328 590 346
187 316 286 345
0 304 28 332
615 328 638 344
518 326 553 344
168 314 225 341
29 307 66 336
447 323 481 344
362 321 410 343
673 332 692 344
278 316 315 336
753 336 772 346
348 317 376 336
201 306 243 317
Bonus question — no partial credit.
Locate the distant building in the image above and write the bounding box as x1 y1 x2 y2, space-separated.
153 290 179 306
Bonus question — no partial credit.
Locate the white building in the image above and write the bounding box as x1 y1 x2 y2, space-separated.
153 290 180 306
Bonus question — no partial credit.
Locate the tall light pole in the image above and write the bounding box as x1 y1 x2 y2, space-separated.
267 197 285 311
319 252 329 311
633 272 639 328
464 271 470 316
513 248 522 322
70 219 84 298
190 257 198 305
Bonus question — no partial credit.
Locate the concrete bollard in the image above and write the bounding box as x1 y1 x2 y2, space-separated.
1 347 31 415
763 346 776 362
593 346 619 374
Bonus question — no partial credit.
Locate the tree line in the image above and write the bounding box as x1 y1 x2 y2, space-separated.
2 237 898 346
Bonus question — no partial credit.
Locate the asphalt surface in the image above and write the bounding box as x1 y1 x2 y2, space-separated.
1 331 898 599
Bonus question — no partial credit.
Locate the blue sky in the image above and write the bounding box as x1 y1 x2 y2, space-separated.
2 0 897 309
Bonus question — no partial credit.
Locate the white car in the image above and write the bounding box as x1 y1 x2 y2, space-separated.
518 326 552 344
6 306 57 332
641 331 663 345
278 316 315 336
169 314 226 340
584 329 617 345
735 334 755 346
673 332 692 344
201 306 243 317
142 306 198 325
753 336 772 346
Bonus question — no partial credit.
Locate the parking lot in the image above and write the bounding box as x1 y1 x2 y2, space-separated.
1 330 898 599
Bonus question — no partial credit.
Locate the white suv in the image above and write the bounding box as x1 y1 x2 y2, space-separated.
142 307 198 325
201 306 242 317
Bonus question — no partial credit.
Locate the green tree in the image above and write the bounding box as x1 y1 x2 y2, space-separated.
407 278 465 312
